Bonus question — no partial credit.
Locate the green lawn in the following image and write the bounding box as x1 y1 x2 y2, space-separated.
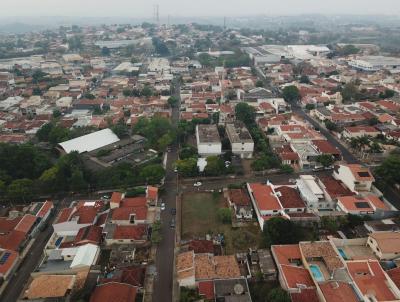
181 192 263 254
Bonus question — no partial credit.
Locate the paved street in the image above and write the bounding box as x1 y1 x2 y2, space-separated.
152 79 180 302
291 105 359 164
0 199 68 302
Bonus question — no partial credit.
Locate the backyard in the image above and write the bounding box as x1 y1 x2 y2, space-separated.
181 192 263 254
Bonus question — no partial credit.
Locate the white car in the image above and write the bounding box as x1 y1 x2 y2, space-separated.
160 203 166 211
174 167 178 173
193 181 202 187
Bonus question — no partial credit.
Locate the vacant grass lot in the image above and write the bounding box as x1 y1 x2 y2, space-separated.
181 192 262 254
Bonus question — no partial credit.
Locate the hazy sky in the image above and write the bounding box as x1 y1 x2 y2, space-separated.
1 0 400 17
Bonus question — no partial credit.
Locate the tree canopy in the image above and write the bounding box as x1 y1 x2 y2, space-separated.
282 85 300 103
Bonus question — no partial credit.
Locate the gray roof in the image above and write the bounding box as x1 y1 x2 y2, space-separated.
59 128 120 154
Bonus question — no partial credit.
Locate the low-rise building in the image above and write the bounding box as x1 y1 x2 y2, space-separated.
225 123 254 159
196 124 222 157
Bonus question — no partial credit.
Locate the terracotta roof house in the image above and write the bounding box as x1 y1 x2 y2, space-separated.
90 282 137 302
227 188 253 220
347 260 400 301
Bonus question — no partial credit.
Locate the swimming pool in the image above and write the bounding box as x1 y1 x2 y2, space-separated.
338 248 348 260
310 264 325 282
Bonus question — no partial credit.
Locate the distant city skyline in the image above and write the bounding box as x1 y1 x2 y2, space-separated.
1 0 400 18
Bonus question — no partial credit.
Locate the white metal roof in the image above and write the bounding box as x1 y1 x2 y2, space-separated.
70 243 99 268
59 128 120 154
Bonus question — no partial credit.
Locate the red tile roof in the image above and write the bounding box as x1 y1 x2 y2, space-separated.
146 186 158 201
319 281 359 302
198 281 215 300
228 189 251 206
347 260 396 301
319 176 355 199
112 225 147 240
275 186 305 209
36 201 54 218
90 282 137 302
387 267 400 289
312 140 341 155
248 183 282 211
272 244 302 265
111 192 123 205
0 230 26 251
188 240 214 254
112 207 147 221
121 197 147 208
99 266 146 287
0 249 18 276
14 214 37 234
72 206 98 224
290 288 319 302
0 217 22 233
280 265 315 289
55 208 74 224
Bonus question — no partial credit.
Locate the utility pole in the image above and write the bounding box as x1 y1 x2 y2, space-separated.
156 4 160 26
224 16 226 30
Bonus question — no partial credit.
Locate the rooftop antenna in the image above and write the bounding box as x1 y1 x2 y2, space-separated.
224 16 226 30
168 14 170 28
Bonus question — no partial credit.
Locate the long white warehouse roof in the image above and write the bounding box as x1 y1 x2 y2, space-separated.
59 128 120 154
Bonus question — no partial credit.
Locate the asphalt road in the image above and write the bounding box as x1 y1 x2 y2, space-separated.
291 105 359 164
0 199 68 302
152 79 180 302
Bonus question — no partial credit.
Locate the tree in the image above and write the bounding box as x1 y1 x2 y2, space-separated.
300 75 310 84
101 47 110 56
7 178 34 201
83 92 96 99
179 146 197 160
152 37 170 56
204 156 225 176
376 154 400 185
338 44 360 56
168 96 178 108
379 89 395 99
111 121 129 139
341 82 360 103
305 103 315 110
70 169 87 192
123 89 131 97
267 288 291 302
217 208 232 224
282 85 300 103
368 117 379 126
255 80 264 87
280 164 294 174
235 103 256 127
141 85 153 98
0 180 6 198
157 133 174 151
139 164 165 184
316 154 334 168
32 87 42 96
52 109 62 118
175 158 198 177
369 141 382 154
324 120 337 132
263 217 299 246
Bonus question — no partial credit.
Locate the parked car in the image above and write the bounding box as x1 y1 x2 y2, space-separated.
170 208 176 215
174 167 178 173
160 202 166 211
193 181 202 187
170 218 175 228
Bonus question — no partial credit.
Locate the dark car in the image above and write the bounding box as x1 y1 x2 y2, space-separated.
170 208 176 215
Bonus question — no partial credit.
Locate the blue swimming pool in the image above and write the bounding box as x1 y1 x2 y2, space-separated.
310 264 324 282
338 248 348 260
